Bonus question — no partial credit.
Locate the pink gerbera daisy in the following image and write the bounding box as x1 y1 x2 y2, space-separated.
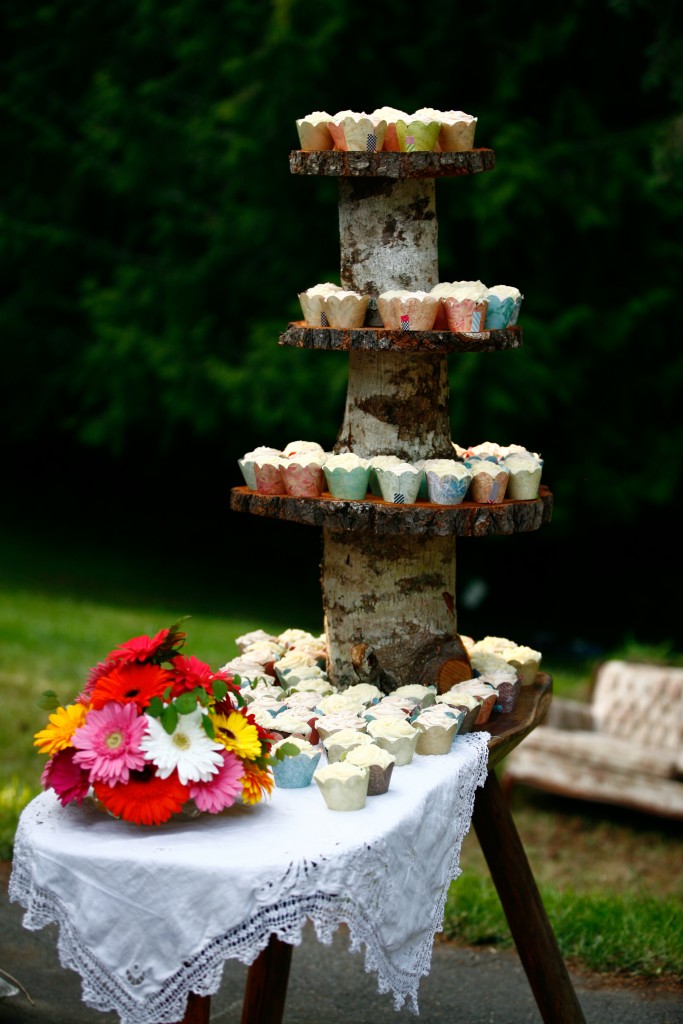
41 748 91 806
72 702 148 786
188 750 244 814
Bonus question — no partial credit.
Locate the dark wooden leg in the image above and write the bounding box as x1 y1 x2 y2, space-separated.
180 992 210 1023
240 935 293 1024
472 771 587 1024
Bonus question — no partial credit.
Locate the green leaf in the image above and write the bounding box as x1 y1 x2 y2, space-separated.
275 741 300 760
175 691 198 715
37 690 61 711
201 714 215 739
163 686 173 702
161 704 179 735
212 679 228 702
195 687 209 707
147 696 164 718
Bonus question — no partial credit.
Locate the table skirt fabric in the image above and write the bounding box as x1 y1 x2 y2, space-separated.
9 731 490 1023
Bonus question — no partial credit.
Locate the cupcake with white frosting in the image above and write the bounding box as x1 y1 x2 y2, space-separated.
298 282 345 326
238 446 282 490
366 718 420 766
424 459 473 505
503 453 543 501
370 106 409 151
252 453 288 495
328 110 388 153
441 280 490 333
394 112 441 152
414 108 478 152
377 289 439 331
484 285 523 329
323 452 371 499
271 736 322 788
323 289 371 329
467 460 509 503
345 743 396 795
374 460 424 504
295 110 334 152
314 761 370 811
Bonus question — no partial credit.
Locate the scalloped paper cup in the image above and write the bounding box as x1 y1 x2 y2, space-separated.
484 287 523 330
253 460 287 495
328 116 387 153
444 297 489 333
282 461 326 498
425 464 473 505
324 292 370 329
323 464 370 499
375 464 423 505
296 113 334 152
314 763 370 811
395 119 440 152
272 750 322 788
438 118 477 152
414 719 459 755
238 457 257 490
468 465 510 503
368 455 403 496
506 463 543 500
377 292 439 331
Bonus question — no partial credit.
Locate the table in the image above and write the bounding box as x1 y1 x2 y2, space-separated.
9 676 586 1024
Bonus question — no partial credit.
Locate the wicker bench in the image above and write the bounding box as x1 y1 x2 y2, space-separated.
502 660 683 820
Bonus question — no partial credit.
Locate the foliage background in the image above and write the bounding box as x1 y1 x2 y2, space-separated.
2 0 682 654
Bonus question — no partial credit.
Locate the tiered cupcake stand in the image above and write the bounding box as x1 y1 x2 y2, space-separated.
229 147 586 1024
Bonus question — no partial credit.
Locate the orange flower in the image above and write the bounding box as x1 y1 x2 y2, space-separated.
240 761 274 805
94 767 189 825
90 662 171 712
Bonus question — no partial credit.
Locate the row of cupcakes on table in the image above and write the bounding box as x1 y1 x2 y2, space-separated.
220 627 541 811
298 280 522 332
238 440 544 504
296 107 478 153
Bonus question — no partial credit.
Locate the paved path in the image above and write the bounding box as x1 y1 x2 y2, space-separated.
2 864 681 1024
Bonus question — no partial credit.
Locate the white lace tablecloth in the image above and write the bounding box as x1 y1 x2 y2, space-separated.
9 731 489 1024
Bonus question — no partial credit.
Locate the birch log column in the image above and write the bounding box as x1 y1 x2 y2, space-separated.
324 173 469 690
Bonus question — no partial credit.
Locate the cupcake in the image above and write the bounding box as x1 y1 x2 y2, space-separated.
282 453 326 498
413 710 461 755
323 728 373 764
298 283 345 326
446 681 498 725
442 281 489 333
424 459 473 505
392 684 438 708
315 714 368 741
370 106 409 152
377 289 440 331
484 285 523 329
414 108 477 152
271 736 322 788
503 453 543 500
252 454 289 495
395 114 440 153
283 440 326 458
374 460 424 504
435 691 481 733
366 718 420 766
328 110 388 153
467 460 510 503
323 289 371 329
345 743 395 795
295 111 334 152
314 761 370 811
323 453 371 499
368 455 403 496
238 446 282 489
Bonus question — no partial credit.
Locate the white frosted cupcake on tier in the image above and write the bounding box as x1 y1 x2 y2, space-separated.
271 736 322 788
370 106 409 152
238 446 282 489
374 460 424 504
424 458 473 505
441 280 489 332
503 453 543 500
377 289 439 331
295 110 334 152
323 452 371 499
413 707 461 755
394 111 441 152
298 282 345 326
252 453 289 495
323 728 373 764
430 280 487 330
323 289 370 328
328 110 388 153
415 108 478 152
484 285 524 329
467 459 510 503
367 455 403 496
282 452 327 498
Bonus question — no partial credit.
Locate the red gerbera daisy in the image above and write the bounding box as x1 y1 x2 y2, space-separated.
105 624 186 666
90 662 171 712
94 766 189 825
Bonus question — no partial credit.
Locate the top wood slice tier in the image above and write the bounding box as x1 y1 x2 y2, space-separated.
230 485 553 538
289 149 496 178
280 322 522 354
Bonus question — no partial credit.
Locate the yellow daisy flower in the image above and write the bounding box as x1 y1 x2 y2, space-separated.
211 711 262 760
34 703 88 756
240 761 274 805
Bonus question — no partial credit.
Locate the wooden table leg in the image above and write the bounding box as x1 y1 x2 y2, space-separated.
179 992 210 1023
240 934 293 1024
472 770 587 1024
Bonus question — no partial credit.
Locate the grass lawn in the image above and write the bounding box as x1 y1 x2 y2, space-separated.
1 520 681 985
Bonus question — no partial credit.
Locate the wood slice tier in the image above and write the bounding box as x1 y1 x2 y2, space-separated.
230 485 553 538
289 149 496 179
480 674 553 770
280 322 522 353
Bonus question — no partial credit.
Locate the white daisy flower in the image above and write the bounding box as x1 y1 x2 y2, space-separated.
140 708 225 786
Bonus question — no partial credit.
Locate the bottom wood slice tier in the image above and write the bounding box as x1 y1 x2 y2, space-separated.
230 485 553 538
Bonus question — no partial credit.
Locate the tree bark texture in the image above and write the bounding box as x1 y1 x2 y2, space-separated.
279 323 523 354
289 149 496 180
321 527 457 689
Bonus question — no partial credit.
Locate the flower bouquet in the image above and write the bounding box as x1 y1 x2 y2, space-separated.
34 622 286 826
